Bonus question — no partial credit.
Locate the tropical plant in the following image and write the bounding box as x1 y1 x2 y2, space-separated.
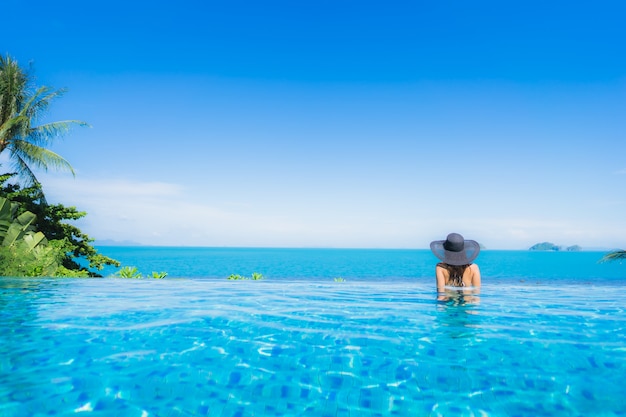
228 272 264 280
0 54 88 186
0 196 43 246
0 56 115 277
333 277 346 282
0 173 120 275
227 274 244 280
112 267 168 279
0 196 59 276
600 250 626 263
116 266 142 278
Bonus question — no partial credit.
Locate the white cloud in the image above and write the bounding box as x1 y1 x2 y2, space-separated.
8 173 626 249
36 176 397 247
38 176 234 245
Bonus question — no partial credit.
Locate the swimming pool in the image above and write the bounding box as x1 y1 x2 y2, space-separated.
1 277 625 416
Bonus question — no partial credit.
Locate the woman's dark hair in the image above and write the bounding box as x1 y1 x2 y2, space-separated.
438 263 470 286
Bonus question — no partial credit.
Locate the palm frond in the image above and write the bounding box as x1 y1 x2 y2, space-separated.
11 152 39 185
10 140 75 175
599 250 626 263
26 120 89 146
1 54 84 186
22 86 67 121
0 115 28 150
10 156 50 205
0 56 28 123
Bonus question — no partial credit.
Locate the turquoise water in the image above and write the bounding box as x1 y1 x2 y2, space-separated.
95 247 625 282
2 249 626 416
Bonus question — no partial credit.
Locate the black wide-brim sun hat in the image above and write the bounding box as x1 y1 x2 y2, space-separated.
430 233 480 266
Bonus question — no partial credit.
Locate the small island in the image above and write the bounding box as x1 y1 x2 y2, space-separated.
529 242 582 251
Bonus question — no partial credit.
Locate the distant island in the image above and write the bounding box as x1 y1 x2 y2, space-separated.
529 242 582 252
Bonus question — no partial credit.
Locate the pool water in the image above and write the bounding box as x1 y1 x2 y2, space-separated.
1 277 625 416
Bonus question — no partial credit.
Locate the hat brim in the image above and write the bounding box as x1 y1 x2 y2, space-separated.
430 239 480 266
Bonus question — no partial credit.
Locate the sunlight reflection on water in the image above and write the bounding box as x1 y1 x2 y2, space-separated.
1 278 625 416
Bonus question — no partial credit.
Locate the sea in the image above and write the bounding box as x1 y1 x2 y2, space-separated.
94 246 626 282
1 248 625 416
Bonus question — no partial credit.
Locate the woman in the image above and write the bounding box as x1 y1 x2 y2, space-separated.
430 233 481 290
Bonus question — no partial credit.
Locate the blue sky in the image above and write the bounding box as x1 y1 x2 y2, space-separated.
3 0 626 249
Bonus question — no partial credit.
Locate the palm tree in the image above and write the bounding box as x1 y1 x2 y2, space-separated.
600 250 626 263
0 54 88 185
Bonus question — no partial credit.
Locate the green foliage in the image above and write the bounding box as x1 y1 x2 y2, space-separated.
116 266 142 279
0 56 116 277
333 277 346 282
0 196 91 277
0 173 120 276
0 243 53 277
52 264 90 277
0 196 65 276
0 196 39 246
600 250 626 263
228 272 264 281
113 267 168 279
227 274 244 280
0 54 88 185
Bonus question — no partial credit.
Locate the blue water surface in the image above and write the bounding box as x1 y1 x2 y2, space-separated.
94 247 626 283
2 277 626 416
2 249 625 416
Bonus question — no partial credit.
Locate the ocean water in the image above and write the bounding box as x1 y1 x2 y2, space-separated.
94 247 625 283
1 249 625 416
